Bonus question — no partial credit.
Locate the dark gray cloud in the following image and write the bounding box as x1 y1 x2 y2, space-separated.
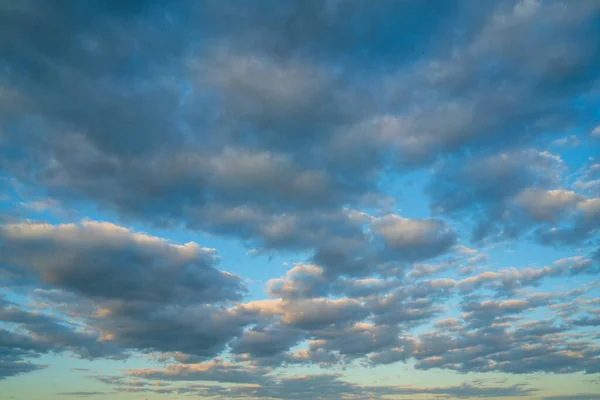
0 221 250 359
1 0 600 392
428 149 565 241
311 323 414 363
229 325 303 359
427 149 600 246
0 220 244 304
407 295 600 375
0 358 46 380
229 251 600 370
535 197 600 246
93 304 251 358
2 0 599 255
572 309 600 327
1 216 598 383
0 295 123 362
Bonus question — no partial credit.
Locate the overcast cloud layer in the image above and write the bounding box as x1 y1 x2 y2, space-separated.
1 1 600 399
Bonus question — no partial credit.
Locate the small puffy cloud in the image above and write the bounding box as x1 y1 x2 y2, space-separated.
280 298 366 329
229 325 303 359
552 135 581 147
371 214 456 260
412 308 600 375
266 264 327 299
514 188 585 222
535 197 600 246
455 255 598 295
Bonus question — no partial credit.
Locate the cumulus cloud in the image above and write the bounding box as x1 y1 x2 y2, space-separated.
514 188 585 222
455 255 599 295
535 197 600 246
0 221 251 359
0 220 244 304
2 0 599 250
1 0 600 397
428 149 565 241
371 214 456 260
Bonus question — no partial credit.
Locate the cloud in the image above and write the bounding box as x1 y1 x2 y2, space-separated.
514 189 585 222
0 220 244 304
552 134 581 148
280 298 367 329
125 360 267 384
0 360 46 380
2 0 599 250
371 215 457 261
428 149 564 241
0 306 123 360
266 264 328 299
574 158 600 196
535 197 600 246
1 0 600 394
408 293 600 375
455 255 599 295
543 395 600 400
103 370 536 399
2 216 599 383
0 220 252 359
229 325 303 359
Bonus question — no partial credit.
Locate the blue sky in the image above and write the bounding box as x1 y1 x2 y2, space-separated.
1 1 600 399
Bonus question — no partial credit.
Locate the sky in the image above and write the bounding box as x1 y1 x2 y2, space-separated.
1 0 600 399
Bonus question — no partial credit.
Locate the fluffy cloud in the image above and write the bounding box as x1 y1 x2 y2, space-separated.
2 217 599 385
2 0 599 250
428 149 565 241
535 197 600 246
514 188 585 222
1 1 600 397
371 215 456 260
0 221 244 304
0 221 250 359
